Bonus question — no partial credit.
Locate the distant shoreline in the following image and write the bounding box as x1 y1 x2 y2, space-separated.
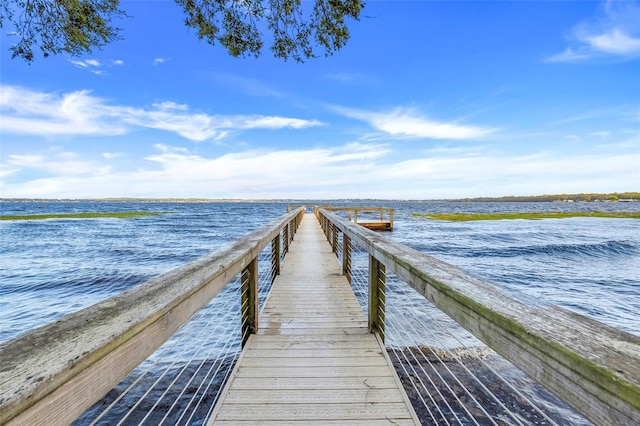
412 211 640 221
1 192 638 203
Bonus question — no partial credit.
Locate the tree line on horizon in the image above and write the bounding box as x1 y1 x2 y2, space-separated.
457 192 640 203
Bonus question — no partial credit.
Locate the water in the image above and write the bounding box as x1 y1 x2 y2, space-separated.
1 200 638 342
1 200 638 424
391 202 640 335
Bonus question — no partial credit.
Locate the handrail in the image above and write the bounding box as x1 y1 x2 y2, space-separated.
317 208 640 426
0 207 305 426
315 206 394 231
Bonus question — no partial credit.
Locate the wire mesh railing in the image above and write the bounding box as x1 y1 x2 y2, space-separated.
74 241 283 426
318 209 612 426
1 208 305 426
345 242 580 425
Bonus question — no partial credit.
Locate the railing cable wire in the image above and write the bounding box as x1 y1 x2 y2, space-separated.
343 236 561 426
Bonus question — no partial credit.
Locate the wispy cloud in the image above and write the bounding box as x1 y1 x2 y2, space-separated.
68 58 125 74
0 143 391 198
68 59 104 74
70 59 101 68
0 86 128 136
547 0 640 62
1 142 636 199
0 162 20 179
333 106 494 140
153 57 169 66
7 152 111 176
0 85 322 141
102 152 124 160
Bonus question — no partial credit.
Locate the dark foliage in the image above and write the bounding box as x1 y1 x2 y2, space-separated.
1 0 364 62
1 0 125 61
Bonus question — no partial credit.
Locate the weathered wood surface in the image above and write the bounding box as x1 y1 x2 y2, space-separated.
208 214 419 425
319 208 640 426
316 206 394 231
358 221 393 231
0 208 304 426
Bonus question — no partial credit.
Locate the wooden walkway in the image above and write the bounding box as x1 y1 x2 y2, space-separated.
208 213 419 425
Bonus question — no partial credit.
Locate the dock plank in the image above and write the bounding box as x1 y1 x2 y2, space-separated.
227 376 401 390
214 421 417 426
223 389 406 404
214 403 414 421
207 213 419 425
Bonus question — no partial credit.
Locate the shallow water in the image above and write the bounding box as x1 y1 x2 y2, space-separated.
2 200 638 425
1 200 639 343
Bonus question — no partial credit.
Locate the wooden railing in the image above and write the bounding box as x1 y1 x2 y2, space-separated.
0 207 305 426
316 206 394 231
317 208 640 426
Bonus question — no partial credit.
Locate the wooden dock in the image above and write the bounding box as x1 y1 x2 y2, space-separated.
4 205 637 425
316 206 394 231
208 213 419 425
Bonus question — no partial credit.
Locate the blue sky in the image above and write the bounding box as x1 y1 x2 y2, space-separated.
1 0 639 199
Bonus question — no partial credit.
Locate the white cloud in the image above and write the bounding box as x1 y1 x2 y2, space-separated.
547 0 640 62
0 162 20 179
334 106 494 140
0 143 390 198
546 48 591 63
102 152 123 159
69 59 102 69
239 116 322 130
153 144 189 154
153 57 169 65
587 28 640 54
152 101 189 111
2 140 636 199
68 59 106 75
0 85 322 141
68 58 124 74
0 86 128 136
7 152 111 176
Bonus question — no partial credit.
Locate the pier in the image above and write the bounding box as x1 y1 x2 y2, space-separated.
1 208 639 426
208 214 418 424
318 206 394 231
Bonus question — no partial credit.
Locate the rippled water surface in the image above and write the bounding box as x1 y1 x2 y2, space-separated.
1 200 639 343
2 200 639 425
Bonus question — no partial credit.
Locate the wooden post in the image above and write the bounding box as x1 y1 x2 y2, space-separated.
389 209 394 231
325 216 329 240
271 235 280 283
323 216 329 241
332 223 338 254
241 258 258 347
368 255 386 341
282 226 289 255
343 234 351 283
0 208 305 426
